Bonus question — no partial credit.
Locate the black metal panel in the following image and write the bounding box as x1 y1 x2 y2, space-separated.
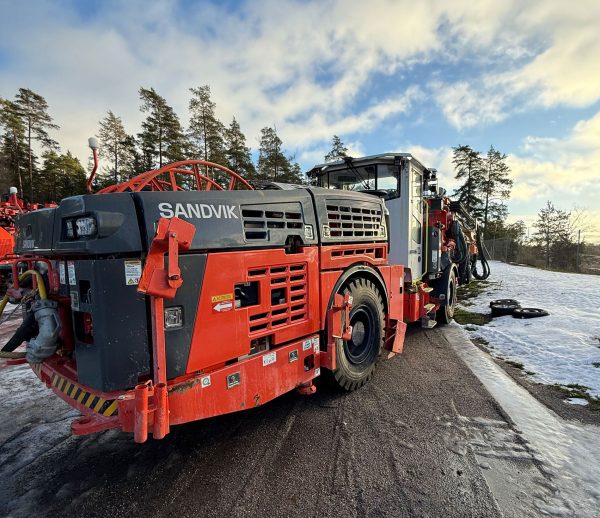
14 208 56 254
70 258 150 391
164 254 205 379
132 190 319 251
51 194 143 255
426 227 442 274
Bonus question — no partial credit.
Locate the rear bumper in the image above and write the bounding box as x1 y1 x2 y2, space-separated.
31 333 322 441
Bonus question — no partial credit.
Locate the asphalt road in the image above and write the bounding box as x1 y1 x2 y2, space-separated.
1 327 519 518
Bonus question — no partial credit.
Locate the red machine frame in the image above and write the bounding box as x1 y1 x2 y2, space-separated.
2 160 438 443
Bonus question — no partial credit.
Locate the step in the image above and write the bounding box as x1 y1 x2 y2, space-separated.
421 317 437 329
422 287 434 293
424 303 436 312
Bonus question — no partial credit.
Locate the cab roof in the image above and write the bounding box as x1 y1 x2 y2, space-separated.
307 153 428 177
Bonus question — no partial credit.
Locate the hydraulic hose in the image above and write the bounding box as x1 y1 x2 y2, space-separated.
471 230 491 280
451 221 468 265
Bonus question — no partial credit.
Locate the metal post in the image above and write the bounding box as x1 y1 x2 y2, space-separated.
576 229 581 273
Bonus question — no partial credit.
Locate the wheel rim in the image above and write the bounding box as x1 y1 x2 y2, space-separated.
344 307 375 365
447 277 457 318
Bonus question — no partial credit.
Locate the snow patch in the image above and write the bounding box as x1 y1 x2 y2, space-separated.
460 261 600 397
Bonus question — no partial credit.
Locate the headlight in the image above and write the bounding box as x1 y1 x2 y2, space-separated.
75 217 97 237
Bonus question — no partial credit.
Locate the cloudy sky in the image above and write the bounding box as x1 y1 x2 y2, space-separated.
1 0 599 241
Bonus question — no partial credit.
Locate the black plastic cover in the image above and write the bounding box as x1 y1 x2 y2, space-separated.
14 208 56 254
132 190 319 251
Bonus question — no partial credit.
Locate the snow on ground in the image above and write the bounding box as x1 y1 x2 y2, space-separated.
459 261 600 397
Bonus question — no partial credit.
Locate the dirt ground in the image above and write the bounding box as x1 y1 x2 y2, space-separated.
0 326 523 518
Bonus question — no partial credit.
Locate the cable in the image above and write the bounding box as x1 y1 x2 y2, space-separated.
471 230 491 280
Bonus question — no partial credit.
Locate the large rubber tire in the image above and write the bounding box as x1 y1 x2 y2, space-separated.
333 278 385 391
512 308 549 319
490 299 520 308
436 268 457 326
490 304 520 317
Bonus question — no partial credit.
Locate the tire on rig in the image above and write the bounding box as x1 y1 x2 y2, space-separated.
332 278 385 392
436 267 458 326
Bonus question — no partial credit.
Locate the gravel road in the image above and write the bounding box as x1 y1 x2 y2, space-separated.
1 327 537 517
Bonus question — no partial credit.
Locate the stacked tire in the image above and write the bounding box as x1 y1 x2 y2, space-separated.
490 299 520 317
489 299 549 319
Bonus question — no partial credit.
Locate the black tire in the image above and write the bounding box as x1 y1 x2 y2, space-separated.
436 268 457 325
333 278 385 391
491 304 520 317
512 308 549 319
490 299 520 308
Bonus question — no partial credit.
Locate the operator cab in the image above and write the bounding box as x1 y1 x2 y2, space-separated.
308 153 436 281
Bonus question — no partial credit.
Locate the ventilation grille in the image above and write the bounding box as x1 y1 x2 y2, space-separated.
242 204 304 240
247 263 307 333
326 203 383 238
330 246 385 259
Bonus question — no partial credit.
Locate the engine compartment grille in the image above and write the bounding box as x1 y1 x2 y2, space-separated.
246 263 307 334
326 203 382 238
242 203 304 240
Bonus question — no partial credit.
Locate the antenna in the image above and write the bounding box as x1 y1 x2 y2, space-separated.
86 137 100 193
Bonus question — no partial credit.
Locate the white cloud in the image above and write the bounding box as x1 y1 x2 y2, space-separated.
505 111 600 242
431 81 508 131
1 0 600 182
430 2 600 129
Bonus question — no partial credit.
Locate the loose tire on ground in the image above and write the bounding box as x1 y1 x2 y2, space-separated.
490 304 520 317
489 299 520 308
436 267 457 326
332 278 385 391
512 308 549 319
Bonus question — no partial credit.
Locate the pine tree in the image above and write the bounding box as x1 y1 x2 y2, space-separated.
0 98 29 196
481 146 512 230
138 87 188 169
287 159 305 184
224 117 256 178
257 126 301 182
324 135 349 162
97 110 134 183
533 201 573 268
38 151 86 203
188 85 227 166
452 145 485 215
15 88 59 201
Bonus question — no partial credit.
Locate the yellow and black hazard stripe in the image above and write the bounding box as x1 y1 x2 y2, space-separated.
51 373 118 417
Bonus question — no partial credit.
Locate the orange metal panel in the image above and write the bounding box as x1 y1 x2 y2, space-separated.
320 243 388 270
186 247 321 373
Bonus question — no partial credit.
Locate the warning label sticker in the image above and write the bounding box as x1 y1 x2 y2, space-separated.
211 293 233 303
70 291 79 310
67 261 76 285
263 351 276 366
124 260 142 285
201 375 211 388
58 263 66 285
302 339 312 351
213 300 233 313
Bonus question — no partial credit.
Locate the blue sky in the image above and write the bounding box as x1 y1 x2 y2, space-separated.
1 0 599 240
